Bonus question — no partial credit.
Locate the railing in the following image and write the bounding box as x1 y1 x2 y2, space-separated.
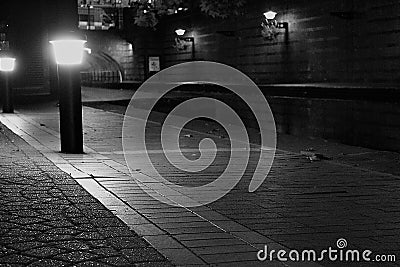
81 70 123 85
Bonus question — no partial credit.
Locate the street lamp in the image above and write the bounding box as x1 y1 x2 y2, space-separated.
175 29 186 36
50 39 86 65
81 4 94 30
263 10 277 20
0 57 16 71
174 28 195 61
0 56 16 113
50 36 86 153
261 10 289 41
87 4 93 30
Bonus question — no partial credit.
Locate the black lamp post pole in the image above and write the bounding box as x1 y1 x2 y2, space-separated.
2 72 13 113
58 65 83 153
190 38 195 61
87 5 91 30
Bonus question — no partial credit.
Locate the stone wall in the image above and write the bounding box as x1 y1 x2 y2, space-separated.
146 0 400 85
83 30 134 81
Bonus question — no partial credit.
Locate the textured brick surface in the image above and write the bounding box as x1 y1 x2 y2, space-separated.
2 94 400 266
0 125 171 266
82 101 400 265
128 0 400 84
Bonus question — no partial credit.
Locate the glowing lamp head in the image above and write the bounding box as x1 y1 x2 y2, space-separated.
50 39 87 65
264 10 277 20
0 57 16 72
175 29 186 36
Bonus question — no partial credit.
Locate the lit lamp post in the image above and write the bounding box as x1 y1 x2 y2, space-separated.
87 4 93 30
0 56 16 113
79 3 94 30
50 36 86 153
175 29 195 61
261 10 289 42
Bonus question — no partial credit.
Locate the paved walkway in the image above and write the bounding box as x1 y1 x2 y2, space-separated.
0 116 171 266
1 88 399 266
81 87 135 103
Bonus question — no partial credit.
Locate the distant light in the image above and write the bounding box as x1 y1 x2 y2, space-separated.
178 7 183 11
264 10 277 20
50 40 87 65
175 29 186 36
143 9 148 14
0 57 16 72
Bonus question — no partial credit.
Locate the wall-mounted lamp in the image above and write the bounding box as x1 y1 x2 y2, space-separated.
174 28 195 60
261 10 288 41
175 29 186 36
264 10 277 20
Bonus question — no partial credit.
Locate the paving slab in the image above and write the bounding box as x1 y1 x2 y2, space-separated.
0 122 171 266
1 90 400 266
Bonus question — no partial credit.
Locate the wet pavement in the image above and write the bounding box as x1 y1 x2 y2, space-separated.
0 87 399 266
0 121 171 266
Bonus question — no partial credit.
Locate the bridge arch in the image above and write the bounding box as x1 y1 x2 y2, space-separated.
80 30 134 84
81 51 123 84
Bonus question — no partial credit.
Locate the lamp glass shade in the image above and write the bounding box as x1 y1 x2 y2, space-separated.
50 40 87 65
0 57 16 72
264 10 277 20
175 29 186 36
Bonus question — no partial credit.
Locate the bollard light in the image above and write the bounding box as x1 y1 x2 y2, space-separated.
50 39 87 65
0 56 15 113
50 35 87 153
0 57 16 72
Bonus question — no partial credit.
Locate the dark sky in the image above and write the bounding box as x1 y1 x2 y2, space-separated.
0 2 11 21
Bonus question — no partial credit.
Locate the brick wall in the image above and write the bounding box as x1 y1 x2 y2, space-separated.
130 28 162 82
149 0 400 85
126 0 400 150
83 30 134 80
268 96 400 151
6 0 49 95
167 84 400 151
